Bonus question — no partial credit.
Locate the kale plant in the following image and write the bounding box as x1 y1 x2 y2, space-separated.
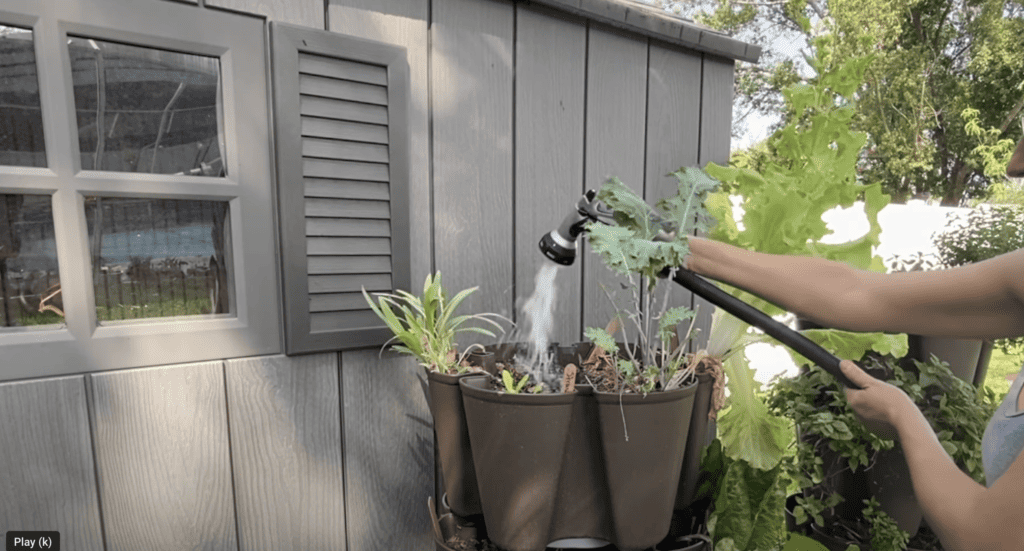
582 168 720 392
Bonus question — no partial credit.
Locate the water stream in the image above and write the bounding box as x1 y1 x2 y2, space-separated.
514 262 561 388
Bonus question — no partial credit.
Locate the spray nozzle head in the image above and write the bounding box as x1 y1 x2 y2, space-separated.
538 190 610 266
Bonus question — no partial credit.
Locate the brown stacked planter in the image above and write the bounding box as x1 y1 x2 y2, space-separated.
453 343 701 551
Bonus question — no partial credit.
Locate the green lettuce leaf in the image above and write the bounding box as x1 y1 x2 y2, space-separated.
709 453 787 551
781 330 909 366
716 353 793 471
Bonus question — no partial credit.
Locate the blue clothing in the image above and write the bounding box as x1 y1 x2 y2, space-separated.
981 364 1024 487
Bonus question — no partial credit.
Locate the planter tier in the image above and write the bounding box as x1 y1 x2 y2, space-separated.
428 369 485 518
459 374 699 551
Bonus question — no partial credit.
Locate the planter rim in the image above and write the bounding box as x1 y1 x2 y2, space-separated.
593 377 699 404
427 368 488 385
458 375 577 405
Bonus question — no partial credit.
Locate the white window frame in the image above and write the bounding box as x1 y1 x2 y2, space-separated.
0 0 281 380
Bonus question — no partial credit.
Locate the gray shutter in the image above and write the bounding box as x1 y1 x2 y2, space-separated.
271 23 411 355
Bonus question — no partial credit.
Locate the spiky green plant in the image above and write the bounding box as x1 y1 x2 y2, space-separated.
363 272 508 374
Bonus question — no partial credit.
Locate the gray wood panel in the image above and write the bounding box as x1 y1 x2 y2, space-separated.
299 53 388 85
303 158 390 182
431 0 516 329
311 310 388 332
309 291 378 312
301 96 389 124
582 25 649 340
302 118 390 144
205 0 324 29
309 273 392 293
90 361 237 551
303 139 390 164
645 43 703 347
225 354 347 551
305 179 391 200
328 0 432 289
300 74 389 105
0 376 104 551
514 6 586 345
307 237 392 255
306 217 392 237
693 55 735 351
305 197 391 219
308 255 392 275
340 349 433 550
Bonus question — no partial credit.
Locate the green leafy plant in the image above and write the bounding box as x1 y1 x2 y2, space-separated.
363 272 508 374
766 353 999 551
582 168 718 393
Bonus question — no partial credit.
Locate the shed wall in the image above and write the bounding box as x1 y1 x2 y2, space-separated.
0 0 735 549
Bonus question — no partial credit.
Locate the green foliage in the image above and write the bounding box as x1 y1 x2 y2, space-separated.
780 329 909 369
706 40 888 288
701 44 889 476
501 369 530 394
766 354 999 548
707 450 788 551
716 353 793 471
686 0 1024 204
583 169 717 392
587 170 719 286
363 272 507 374
862 497 909 551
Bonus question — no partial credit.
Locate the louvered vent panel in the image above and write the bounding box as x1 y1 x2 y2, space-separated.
299 51 394 333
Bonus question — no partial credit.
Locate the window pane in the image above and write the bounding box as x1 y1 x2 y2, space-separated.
84 197 233 321
0 26 46 167
69 37 225 176
1 195 62 327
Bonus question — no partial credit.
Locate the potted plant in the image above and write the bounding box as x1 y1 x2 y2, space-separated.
766 352 999 551
450 168 721 551
363 272 508 520
926 203 1024 384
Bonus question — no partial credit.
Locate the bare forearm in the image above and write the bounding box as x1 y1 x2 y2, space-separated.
893 405 999 551
686 237 875 330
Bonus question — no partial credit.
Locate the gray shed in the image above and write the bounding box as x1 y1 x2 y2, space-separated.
0 0 759 549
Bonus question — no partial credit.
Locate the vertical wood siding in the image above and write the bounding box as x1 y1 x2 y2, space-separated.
90 361 237 551
225 354 346 551
581 25 649 338
0 376 104 551
514 6 586 344
340 350 433 550
431 0 516 326
0 2 736 551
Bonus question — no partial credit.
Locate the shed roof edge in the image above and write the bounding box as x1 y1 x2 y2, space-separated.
522 0 762 63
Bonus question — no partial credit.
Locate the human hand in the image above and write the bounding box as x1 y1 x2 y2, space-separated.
840 360 915 441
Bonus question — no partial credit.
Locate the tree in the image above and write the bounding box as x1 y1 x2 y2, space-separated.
639 0 1024 205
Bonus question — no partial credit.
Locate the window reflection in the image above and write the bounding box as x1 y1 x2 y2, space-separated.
68 37 225 176
1 195 61 327
84 197 232 321
0 26 46 167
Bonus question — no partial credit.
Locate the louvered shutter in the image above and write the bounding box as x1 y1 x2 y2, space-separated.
271 23 411 355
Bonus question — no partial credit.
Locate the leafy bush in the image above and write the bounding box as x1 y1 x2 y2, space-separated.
766 354 999 551
933 204 1024 268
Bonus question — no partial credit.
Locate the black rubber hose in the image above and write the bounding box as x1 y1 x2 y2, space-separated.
669 268 862 389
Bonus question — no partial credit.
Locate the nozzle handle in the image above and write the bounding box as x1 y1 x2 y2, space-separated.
669 268 862 389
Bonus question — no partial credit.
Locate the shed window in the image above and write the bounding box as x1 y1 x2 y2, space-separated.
0 0 280 380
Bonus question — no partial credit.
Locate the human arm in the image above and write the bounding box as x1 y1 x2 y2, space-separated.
841 361 1024 551
685 237 1024 339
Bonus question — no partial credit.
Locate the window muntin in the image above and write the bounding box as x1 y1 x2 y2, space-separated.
67 37 225 176
0 25 45 167
0 194 61 328
84 197 232 322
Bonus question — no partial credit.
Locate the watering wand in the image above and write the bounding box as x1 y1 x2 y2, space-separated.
538 191 862 390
